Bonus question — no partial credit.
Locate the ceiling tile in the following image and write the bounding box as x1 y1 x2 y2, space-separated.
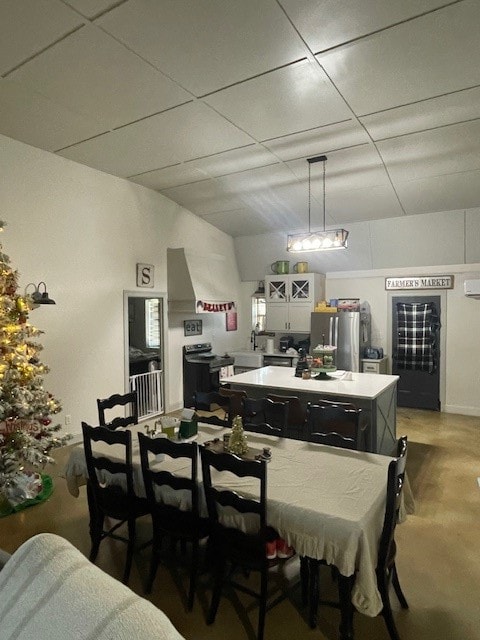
130 145 279 189
186 145 279 178
361 86 480 140
263 119 370 161
216 163 298 195
281 0 450 53
317 1 480 115
9 24 191 131
97 0 306 96
202 209 275 236
161 179 246 216
204 59 352 141
58 102 254 177
395 170 480 215
130 164 210 191
65 0 121 19
0 78 108 151
286 144 391 194
377 120 480 183
0 0 83 75
216 164 309 230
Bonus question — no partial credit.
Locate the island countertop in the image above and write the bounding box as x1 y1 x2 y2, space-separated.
221 365 399 401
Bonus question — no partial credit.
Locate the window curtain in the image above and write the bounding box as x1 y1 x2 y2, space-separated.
395 302 440 373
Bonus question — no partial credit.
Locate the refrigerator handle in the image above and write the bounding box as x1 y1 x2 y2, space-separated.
329 317 333 345
334 316 339 347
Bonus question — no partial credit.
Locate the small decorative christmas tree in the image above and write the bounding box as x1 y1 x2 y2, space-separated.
228 414 248 455
0 221 69 514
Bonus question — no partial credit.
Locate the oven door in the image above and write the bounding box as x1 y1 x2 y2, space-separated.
183 362 220 406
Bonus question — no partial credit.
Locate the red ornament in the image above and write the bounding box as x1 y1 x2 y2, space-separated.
41 418 51 426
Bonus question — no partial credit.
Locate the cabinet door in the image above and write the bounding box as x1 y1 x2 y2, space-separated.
265 303 289 331
265 276 288 302
289 274 315 303
287 303 312 332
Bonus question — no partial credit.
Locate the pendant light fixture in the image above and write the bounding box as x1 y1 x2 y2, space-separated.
287 155 348 252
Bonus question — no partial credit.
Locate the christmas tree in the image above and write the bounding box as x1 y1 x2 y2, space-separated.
228 414 248 455
0 221 69 513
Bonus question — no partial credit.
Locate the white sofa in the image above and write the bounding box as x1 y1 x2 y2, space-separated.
0 533 185 640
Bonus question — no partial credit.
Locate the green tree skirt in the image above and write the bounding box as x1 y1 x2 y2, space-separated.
0 474 54 518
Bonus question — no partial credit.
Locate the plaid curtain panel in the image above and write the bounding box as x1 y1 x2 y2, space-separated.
395 302 440 373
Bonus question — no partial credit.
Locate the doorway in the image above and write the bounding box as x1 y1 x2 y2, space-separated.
124 291 166 420
391 294 441 410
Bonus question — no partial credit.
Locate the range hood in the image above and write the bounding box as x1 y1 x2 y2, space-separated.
167 248 237 313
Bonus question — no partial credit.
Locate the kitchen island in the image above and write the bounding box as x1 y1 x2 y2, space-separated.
221 366 399 455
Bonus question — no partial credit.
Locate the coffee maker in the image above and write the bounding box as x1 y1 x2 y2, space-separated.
279 335 294 352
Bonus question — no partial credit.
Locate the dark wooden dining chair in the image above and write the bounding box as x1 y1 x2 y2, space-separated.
377 435 409 640
219 387 247 421
266 393 306 440
200 446 296 640
305 401 364 450
241 397 288 436
303 436 409 637
97 390 138 430
81 422 149 584
138 433 209 610
192 390 232 427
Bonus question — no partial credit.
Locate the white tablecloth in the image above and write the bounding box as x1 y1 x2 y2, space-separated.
65 423 412 618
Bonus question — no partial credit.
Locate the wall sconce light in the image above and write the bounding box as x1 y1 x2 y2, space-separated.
287 155 349 252
24 282 56 305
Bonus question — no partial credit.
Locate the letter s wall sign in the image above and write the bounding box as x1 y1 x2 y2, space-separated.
136 263 154 288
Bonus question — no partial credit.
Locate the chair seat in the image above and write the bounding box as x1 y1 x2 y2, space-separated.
211 524 267 569
95 486 149 519
151 504 210 541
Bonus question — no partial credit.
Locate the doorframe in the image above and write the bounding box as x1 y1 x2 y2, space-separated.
386 290 447 411
123 290 169 413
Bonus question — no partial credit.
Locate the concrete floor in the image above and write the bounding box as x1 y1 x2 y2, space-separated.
1 407 479 640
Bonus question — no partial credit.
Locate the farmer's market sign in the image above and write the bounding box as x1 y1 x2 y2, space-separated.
385 275 454 291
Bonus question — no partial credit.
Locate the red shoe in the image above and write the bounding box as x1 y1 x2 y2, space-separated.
266 540 277 559
276 538 294 558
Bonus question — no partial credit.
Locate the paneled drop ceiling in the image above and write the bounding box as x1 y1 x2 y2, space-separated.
1 0 480 237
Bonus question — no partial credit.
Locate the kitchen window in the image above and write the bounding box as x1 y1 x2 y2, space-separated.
145 298 160 348
252 294 266 332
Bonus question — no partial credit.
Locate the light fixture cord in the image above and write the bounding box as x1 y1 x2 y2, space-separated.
308 160 311 233
322 157 326 232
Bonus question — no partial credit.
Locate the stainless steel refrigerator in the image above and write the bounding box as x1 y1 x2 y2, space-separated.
310 309 371 372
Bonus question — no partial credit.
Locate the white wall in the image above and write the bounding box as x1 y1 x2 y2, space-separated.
1 133 244 435
234 209 480 280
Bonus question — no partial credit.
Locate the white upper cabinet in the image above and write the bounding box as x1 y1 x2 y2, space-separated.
265 273 325 332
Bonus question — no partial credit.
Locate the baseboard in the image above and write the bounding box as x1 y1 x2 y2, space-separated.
443 404 480 417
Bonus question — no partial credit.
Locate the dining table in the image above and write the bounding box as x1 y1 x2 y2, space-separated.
65 421 414 640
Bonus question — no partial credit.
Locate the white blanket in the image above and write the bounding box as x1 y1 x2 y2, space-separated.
0 533 185 640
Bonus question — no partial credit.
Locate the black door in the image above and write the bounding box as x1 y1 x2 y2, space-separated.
392 295 441 410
